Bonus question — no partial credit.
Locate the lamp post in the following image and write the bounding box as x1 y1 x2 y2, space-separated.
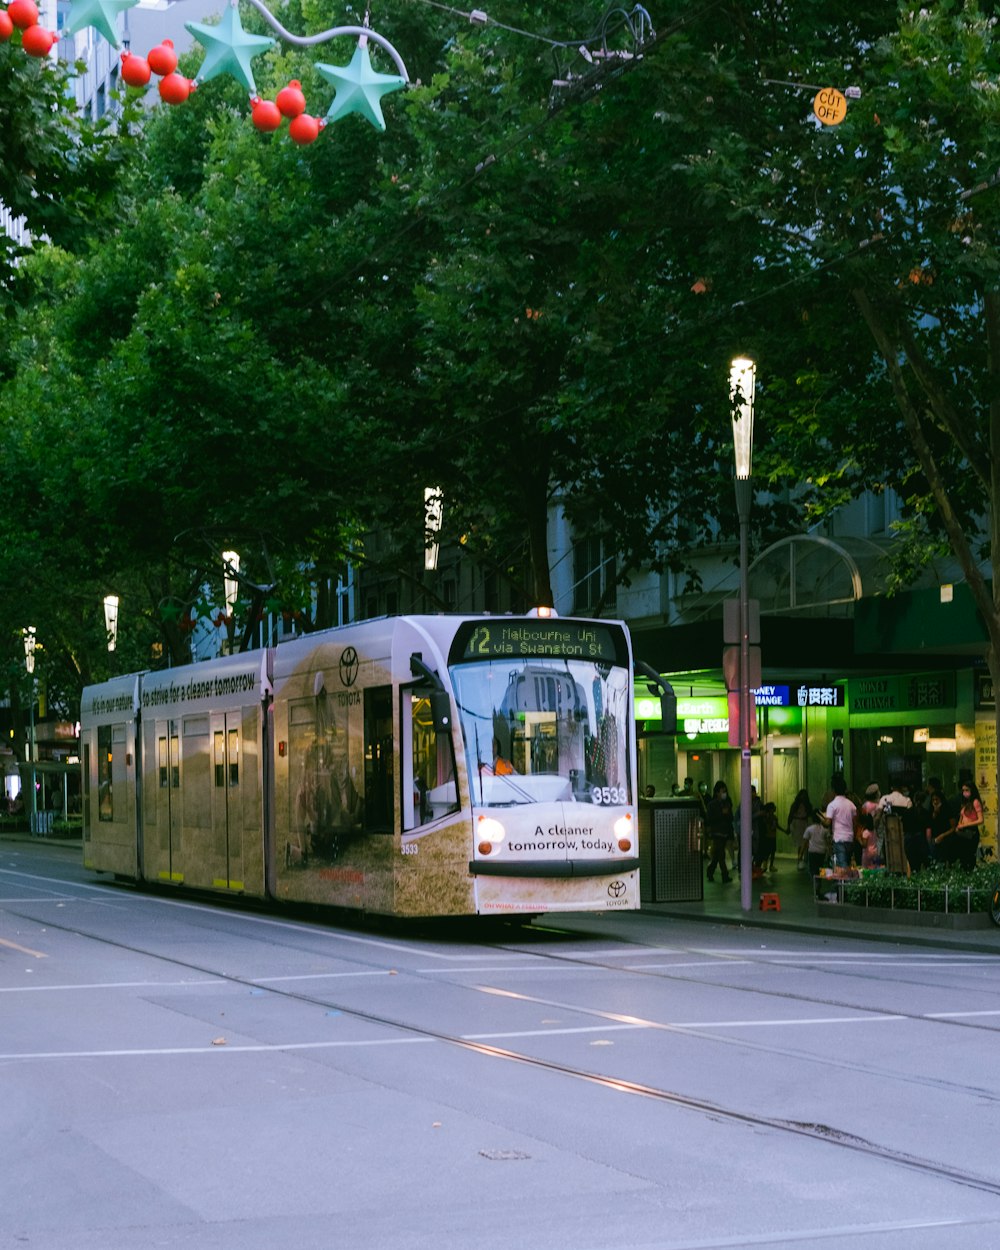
103 595 119 652
23 626 37 835
223 551 240 653
730 357 756 913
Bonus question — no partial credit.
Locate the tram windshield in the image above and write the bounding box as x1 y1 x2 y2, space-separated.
449 656 631 807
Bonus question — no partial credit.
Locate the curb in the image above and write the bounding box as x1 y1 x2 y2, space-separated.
642 901 1000 955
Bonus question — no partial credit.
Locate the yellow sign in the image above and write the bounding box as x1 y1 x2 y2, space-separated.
813 87 847 126
975 718 997 856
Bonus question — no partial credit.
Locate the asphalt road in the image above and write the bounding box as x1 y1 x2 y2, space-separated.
2 840 1000 1250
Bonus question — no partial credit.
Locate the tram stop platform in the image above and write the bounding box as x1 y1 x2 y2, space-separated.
639 854 1000 956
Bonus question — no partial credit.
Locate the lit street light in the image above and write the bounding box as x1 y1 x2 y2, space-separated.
23 626 37 835
730 357 756 913
103 595 119 652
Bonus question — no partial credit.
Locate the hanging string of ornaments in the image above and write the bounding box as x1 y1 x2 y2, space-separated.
0 0 411 144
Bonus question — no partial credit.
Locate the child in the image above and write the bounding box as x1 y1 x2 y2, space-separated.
802 819 831 898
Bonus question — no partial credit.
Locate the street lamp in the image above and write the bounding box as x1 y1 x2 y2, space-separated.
23 626 37 835
223 551 240 653
730 356 756 913
223 551 241 616
103 595 119 652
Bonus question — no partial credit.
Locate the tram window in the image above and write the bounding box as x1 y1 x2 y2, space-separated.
408 694 458 829
98 724 113 822
364 685 394 832
170 730 179 788
159 736 169 788
229 728 239 786
289 693 362 858
214 731 225 788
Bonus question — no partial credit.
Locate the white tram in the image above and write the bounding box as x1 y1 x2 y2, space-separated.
80 612 643 917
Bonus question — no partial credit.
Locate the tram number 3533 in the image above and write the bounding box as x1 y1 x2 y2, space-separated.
593 786 628 805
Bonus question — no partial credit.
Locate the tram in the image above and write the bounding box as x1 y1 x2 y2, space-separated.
80 612 651 918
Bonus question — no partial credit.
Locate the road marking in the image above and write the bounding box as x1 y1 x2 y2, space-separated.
472 983 906 1032
627 960 754 969
0 937 47 958
463 1024 642 1039
644 1216 996 1247
0 1036 436 1062
925 1009 1000 1019
0 979 225 993
254 970 397 983
766 958 1000 968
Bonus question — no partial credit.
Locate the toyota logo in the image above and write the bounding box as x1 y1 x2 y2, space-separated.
607 880 627 898
339 646 359 688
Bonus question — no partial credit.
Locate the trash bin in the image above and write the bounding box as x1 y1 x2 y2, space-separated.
638 798 704 902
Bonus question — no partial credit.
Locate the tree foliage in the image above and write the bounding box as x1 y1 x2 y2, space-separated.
4 0 1000 727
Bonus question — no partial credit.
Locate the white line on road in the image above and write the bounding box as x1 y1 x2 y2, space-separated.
0 1036 437 1061
647 1215 996 1248
0 979 226 992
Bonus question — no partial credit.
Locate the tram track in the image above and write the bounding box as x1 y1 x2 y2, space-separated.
4 876 1000 1201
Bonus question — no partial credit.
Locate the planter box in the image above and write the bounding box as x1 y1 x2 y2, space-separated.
816 901 993 929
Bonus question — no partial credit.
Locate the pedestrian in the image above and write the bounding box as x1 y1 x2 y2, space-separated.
787 789 813 867
928 791 959 866
954 781 985 870
859 809 881 868
742 784 766 876
761 801 779 872
860 783 882 865
817 775 857 870
802 816 831 898
902 800 930 875
704 780 734 884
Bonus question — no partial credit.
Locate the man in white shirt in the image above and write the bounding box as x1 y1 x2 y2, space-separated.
819 775 857 869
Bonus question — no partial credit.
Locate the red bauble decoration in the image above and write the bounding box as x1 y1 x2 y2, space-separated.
288 113 320 145
21 23 54 55
250 98 282 132
158 72 192 105
147 38 177 76
120 51 151 87
0 10 14 40
7 0 39 29
276 80 306 118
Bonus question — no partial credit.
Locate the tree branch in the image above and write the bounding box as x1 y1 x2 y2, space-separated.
853 285 1000 651
896 317 990 492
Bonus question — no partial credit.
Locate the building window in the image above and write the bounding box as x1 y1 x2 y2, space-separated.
573 536 616 614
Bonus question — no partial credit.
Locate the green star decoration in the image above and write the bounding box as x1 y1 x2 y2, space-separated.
185 4 275 95
317 40 406 132
64 0 138 48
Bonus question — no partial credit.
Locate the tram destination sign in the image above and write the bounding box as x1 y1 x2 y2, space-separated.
454 621 622 663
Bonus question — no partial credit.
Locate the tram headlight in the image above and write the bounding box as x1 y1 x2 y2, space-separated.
614 812 633 852
477 815 506 856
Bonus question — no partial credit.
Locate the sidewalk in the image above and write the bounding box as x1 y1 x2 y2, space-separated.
642 854 1000 954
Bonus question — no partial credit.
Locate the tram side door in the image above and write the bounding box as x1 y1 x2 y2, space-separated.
143 719 183 884
211 711 244 889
